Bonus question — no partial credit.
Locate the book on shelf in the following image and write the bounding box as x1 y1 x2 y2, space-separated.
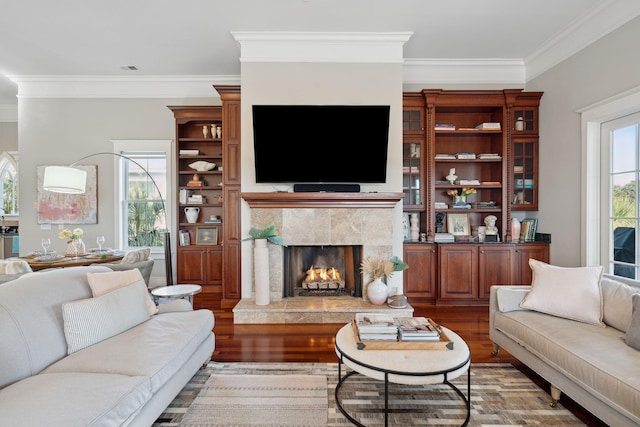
179 189 193 204
434 123 455 130
435 153 457 159
434 233 455 242
434 202 448 209
475 122 501 130
455 153 476 159
187 180 203 187
452 203 471 209
477 153 502 159
481 181 501 186
179 149 200 155
455 179 481 185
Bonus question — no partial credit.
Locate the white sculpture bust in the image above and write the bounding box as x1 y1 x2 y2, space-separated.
446 168 457 184
484 215 498 235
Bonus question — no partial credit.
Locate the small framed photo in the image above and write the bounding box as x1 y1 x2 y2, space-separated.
196 226 218 245
179 230 191 246
521 218 538 242
447 213 470 236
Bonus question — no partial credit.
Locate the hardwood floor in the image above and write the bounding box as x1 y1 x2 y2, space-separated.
209 303 607 426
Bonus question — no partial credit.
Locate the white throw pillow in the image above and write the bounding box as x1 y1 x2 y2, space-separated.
496 287 531 312
601 276 639 331
0 260 32 274
120 247 150 264
519 259 604 327
62 281 150 354
625 294 640 350
87 269 157 316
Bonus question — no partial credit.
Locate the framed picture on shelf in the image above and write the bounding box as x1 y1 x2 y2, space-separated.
196 226 218 245
447 213 470 236
520 218 538 242
179 230 190 246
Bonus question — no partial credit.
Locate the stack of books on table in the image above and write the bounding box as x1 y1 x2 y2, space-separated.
394 317 441 341
354 313 398 341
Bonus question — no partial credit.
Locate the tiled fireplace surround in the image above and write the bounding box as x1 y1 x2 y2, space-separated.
233 193 414 323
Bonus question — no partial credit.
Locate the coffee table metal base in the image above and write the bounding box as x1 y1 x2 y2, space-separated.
334 321 471 427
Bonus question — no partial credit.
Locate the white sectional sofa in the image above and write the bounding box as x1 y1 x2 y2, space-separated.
0 266 215 427
490 265 640 427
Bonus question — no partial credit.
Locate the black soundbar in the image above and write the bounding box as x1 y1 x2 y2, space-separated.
293 183 361 193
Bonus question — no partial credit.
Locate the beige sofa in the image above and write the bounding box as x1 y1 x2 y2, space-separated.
490 273 640 427
0 266 214 426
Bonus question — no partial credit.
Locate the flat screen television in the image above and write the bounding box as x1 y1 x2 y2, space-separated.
252 105 390 189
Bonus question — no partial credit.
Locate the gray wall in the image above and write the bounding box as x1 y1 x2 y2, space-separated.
18 97 219 284
0 122 18 152
527 15 640 267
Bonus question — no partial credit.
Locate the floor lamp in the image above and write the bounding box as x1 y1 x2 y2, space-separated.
42 152 174 286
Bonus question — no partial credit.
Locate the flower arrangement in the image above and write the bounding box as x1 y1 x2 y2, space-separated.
360 256 409 280
447 188 476 198
58 228 84 241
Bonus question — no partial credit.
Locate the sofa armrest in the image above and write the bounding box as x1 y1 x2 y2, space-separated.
489 285 531 332
157 299 193 314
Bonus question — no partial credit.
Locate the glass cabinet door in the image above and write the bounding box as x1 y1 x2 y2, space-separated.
512 138 538 210
403 139 423 208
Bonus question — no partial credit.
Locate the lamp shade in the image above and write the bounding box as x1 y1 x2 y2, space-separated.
43 166 88 194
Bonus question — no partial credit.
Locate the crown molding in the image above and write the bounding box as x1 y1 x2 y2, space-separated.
0 105 18 122
525 0 640 81
232 31 412 63
8 75 240 99
403 58 525 85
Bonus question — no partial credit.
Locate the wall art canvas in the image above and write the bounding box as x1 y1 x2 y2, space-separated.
36 165 98 224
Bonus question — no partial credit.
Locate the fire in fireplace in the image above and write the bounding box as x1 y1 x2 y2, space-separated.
283 245 363 297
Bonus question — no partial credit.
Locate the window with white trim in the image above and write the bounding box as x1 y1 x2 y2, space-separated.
0 152 18 215
601 113 640 279
112 140 172 254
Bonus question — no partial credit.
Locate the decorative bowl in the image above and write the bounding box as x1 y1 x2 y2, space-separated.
188 161 216 171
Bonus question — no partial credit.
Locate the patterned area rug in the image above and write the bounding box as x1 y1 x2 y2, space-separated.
153 362 586 427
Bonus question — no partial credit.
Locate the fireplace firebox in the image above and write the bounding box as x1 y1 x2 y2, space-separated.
283 245 363 297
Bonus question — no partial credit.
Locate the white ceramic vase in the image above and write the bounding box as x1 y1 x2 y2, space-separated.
184 207 200 223
367 277 388 306
66 238 85 256
254 239 270 305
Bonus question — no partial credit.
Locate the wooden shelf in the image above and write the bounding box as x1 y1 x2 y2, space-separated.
241 192 405 209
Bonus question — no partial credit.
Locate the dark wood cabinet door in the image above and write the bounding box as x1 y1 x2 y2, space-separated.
403 243 437 302
438 244 478 300
514 243 550 284
177 247 207 284
478 245 513 298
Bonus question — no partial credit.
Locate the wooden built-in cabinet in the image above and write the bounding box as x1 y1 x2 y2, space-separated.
168 85 241 310
402 89 546 305
404 242 549 305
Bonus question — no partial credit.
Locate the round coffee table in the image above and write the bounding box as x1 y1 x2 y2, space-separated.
334 322 471 427
151 284 202 304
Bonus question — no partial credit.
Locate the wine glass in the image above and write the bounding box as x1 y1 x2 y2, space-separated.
96 235 106 253
41 238 51 256
71 239 82 259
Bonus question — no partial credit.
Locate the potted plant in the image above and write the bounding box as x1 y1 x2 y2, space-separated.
243 222 286 306
360 256 409 305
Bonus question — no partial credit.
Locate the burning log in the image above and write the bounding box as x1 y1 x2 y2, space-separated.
302 266 345 291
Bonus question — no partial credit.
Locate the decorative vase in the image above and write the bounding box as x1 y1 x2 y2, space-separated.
211 124 217 137
410 213 419 241
66 238 85 256
454 195 467 204
511 217 521 242
184 207 200 223
367 277 388 306
254 239 270 305
202 125 209 138
216 126 222 139
402 213 410 241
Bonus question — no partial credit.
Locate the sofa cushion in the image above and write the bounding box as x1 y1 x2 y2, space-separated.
87 269 157 316
0 372 151 427
601 275 639 331
46 309 214 393
519 259 604 326
0 259 32 274
625 294 640 350
121 247 151 264
62 281 150 354
494 309 640 420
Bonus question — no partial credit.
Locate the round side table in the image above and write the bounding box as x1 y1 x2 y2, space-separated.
151 284 202 304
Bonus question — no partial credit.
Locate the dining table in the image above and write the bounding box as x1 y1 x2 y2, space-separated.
24 252 125 271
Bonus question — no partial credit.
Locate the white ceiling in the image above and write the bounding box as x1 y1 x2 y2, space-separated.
1 0 638 107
